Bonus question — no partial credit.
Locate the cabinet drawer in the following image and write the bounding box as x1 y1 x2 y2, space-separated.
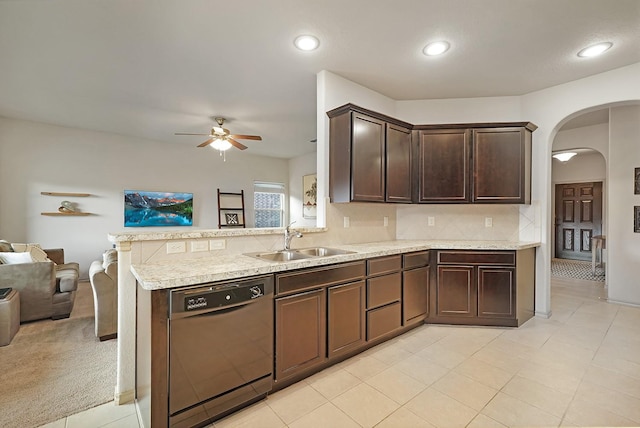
276 261 366 296
367 302 401 341
437 251 515 266
403 251 430 269
367 272 401 309
367 255 402 276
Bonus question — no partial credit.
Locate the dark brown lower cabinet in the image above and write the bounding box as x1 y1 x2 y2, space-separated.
328 281 366 359
436 265 475 317
367 303 402 340
477 267 515 319
275 289 326 383
403 266 429 324
431 249 534 327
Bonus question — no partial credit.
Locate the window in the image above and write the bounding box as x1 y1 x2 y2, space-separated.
254 182 285 228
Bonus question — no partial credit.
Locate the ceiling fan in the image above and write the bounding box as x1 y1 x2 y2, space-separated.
175 117 262 151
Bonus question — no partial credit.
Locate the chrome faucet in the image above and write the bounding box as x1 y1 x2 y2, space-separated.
284 221 303 250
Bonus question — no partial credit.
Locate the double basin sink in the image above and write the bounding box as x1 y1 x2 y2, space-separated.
245 247 355 262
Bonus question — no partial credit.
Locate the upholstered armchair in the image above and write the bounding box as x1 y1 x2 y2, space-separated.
0 242 79 322
89 249 118 341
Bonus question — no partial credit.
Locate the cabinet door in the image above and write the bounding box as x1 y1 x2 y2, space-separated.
416 129 471 203
472 127 529 203
275 289 326 382
386 123 412 203
478 267 515 319
403 266 429 324
436 265 475 317
328 280 366 359
352 113 386 202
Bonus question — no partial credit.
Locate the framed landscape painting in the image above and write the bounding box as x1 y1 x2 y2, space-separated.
124 190 193 227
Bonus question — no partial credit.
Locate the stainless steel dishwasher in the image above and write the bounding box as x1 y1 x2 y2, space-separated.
168 275 274 428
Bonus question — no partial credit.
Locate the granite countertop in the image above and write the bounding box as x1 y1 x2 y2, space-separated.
131 239 540 290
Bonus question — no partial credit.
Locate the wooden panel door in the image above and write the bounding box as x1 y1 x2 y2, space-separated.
416 129 471 203
275 289 326 382
472 127 528 203
555 182 602 261
327 280 366 359
351 113 386 202
436 265 475 317
403 266 429 324
386 123 412 203
477 267 515 319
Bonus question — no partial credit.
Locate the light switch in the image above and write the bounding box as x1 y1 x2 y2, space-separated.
344 217 350 228
485 217 493 228
209 239 226 250
383 216 389 227
428 216 435 226
191 241 209 252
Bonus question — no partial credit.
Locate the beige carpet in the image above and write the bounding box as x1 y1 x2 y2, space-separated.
0 281 116 428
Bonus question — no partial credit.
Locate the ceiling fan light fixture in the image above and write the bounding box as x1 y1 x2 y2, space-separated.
294 35 320 51
423 41 450 56
210 138 232 151
577 42 613 58
552 152 577 162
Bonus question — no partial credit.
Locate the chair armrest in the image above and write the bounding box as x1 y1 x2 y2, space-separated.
44 248 65 265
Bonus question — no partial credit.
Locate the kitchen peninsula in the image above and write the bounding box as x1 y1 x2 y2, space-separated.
109 227 538 428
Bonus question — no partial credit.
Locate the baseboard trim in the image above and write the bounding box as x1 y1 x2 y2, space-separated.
114 388 135 405
606 298 640 308
535 310 551 319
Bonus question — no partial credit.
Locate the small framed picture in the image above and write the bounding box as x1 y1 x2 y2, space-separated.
635 206 640 233
225 213 239 225
635 168 640 195
303 173 317 219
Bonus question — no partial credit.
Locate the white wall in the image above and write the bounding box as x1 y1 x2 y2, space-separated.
552 152 607 183
608 105 640 305
288 151 317 227
0 117 289 278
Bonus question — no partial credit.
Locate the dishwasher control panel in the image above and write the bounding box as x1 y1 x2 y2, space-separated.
169 275 274 318
183 284 266 312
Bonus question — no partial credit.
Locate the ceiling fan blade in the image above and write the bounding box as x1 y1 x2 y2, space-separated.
229 134 262 141
197 138 214 148
227 137 248 150
176 132 210 136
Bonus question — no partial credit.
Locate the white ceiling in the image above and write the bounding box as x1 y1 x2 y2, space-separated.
1 0 638 159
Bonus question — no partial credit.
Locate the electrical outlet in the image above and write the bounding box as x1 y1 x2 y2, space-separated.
485 217 493 228
209 239 226 250
167 241 186 254
383 216 389 227
343 216 350 228
191 241 209 252
428 216 435 226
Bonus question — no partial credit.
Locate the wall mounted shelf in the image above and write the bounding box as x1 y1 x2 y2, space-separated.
41 192 91 197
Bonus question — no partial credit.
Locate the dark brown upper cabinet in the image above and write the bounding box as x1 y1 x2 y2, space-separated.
328 104 412 203
472 127 532 204
328 103 536 205
415 128 471 203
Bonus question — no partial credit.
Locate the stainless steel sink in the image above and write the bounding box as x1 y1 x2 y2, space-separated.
295 247 355 257
245 247 355 262
249 250 311 262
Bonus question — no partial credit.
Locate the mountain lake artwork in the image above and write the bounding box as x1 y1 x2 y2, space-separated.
124 190 193 227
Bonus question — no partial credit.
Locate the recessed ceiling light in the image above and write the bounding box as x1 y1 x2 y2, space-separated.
552 152 577 162
294 35 320 51
577 42 613 58
423 41 450 56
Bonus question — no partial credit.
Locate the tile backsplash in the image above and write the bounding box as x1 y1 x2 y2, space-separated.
396 204 521 241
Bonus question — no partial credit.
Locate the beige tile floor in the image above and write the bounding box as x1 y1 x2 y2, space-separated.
41 276 640 428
